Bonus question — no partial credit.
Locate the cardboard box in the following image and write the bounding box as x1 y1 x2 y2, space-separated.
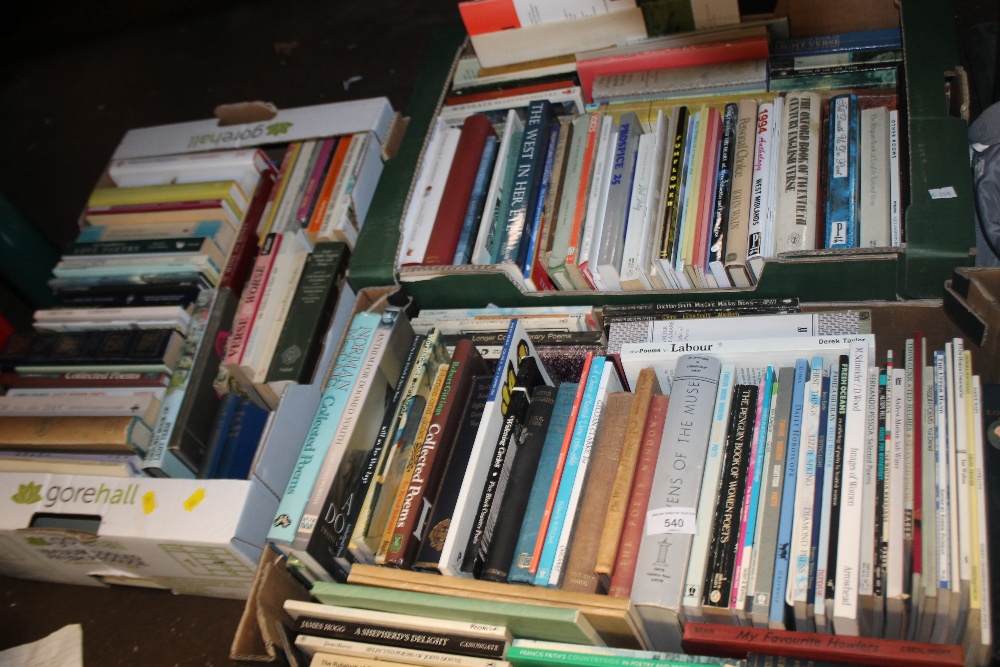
348 2 974 308
0 99 397 598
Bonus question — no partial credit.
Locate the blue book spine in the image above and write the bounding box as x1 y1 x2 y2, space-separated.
267 311 381 545
671 111 700 271
454 135 499 265
508 382 578 584
807 371 831 612
773 28 902 56
492 99 554 264
534 356 606 587
217 398 269 480
769 358 809 627
519 123 560 278
201 392 242 479
825 94 860 248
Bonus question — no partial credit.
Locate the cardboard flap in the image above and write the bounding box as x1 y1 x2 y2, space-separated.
231 550 310 664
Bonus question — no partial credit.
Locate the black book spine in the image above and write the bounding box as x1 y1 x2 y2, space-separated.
708 102 738 267
461 357 544 575
52 282 202 308
703 383 758 610
825 355 850 602
479 383 559 582
293 615 507 660
411 375 491 573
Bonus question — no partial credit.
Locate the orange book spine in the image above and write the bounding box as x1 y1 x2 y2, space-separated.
306 136 350 234
563 113 601 289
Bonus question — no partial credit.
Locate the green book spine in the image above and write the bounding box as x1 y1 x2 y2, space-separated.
265 241 349 384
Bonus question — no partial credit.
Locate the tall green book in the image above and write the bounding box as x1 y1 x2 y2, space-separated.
310 581 604 647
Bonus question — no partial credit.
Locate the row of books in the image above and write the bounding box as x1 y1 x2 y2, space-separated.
399 87 901 292
263 301 992 663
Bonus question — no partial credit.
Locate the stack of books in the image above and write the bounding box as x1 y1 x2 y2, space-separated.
263 300 992 665
0 148 276 479
396 20 904 294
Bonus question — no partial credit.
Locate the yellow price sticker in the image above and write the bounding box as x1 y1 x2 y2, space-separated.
184 489 206 511
142 491 156 514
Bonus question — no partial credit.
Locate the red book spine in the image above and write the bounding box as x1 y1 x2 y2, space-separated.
457 0 520 36
680 622 964 667
223 232 281 366
422 114 497 266
693 107 722 286
607 393 669 597
220 169 277 293
577 36 771 104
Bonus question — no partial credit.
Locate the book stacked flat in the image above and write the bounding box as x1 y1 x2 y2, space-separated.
266 301 992 665
397 23 904 294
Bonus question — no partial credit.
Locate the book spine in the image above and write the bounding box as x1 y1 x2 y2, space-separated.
266 312 380 546
656 105 690 289
563 113 601 290
825 94 860 248
746 102 774 282
307 137 351 234
493 99 554 265
521 123 561 288
682 363 735 621
723 99 759 287
296 137 337 225
812 368 838 631
454 135 499 265
384 341 488 568
594 112 642 291
823 355 851 629
789 359 823 626
607 393 669 598
595 367 661 586
506 381 579 584
632 355 721 651
774 92 821 254
295 634 505 667
832 340 871 635
706 102 737 286
259 142 301 238
859 107 890 248
888 109 901 246
411 375 492 573
768 359 809 629
479 384 559 583
223 233 280 370
293 616 506 660
702 383 757 618
425 114 497 266
534 356 607 586
561 391 633 593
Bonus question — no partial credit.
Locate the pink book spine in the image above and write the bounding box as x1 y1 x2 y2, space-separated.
223 232 281 365
296 137 337 224
730 377 765 611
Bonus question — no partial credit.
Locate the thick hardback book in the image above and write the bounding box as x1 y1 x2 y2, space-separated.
411 375 492 573
383 340 489 568
265 241 350 391
479 383 559 583
594 367 661 588
0 328 185 372
0 415 152 453
311 581 603 646
824 94 861 249
561 391 633 594
506 381 579 584
438 318 553 577
681 623 963 667
774 92 821 254
632 355 721 652
424 114 498 266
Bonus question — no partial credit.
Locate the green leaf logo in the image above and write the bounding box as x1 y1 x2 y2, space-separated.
266 122 293 137
26 537 49 547
12 482 42 505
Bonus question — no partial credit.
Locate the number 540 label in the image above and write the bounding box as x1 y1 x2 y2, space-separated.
646 507 697 536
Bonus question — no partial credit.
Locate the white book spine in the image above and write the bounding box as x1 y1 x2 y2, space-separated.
618 131 657 291
294 634 506 667
859 107 890 248
972 377 993 656
859 365 879 605
774 92 820 254
272 139 318 233
931 349 952 644
746 102 774 282
239 247 289 380
832 339 870 636
319 132 369 245
0 393 160 421
472 110 524 266
763 96 782 261
251 252 309 384
888 367 907 599
681 362 736 621
549 361 623 586
399 124 462 267
580 115 617 290
888 109 902 246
